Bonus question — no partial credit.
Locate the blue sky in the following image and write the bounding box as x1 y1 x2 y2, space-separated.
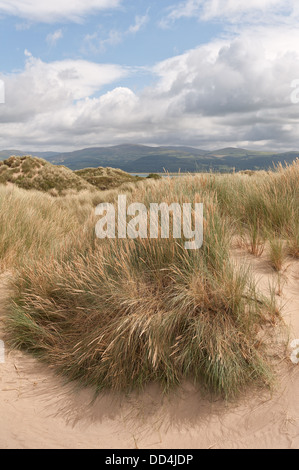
0 1 223 91
1 0 299 151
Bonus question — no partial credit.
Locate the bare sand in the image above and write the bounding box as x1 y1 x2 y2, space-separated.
0 252 298 449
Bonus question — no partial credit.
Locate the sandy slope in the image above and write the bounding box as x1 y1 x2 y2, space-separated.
0 253 298 449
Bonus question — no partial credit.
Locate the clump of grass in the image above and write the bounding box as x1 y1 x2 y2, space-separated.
268 237 285 271
286 219 299 258
147 173 162 180
248 220 265 257
5 178 280 398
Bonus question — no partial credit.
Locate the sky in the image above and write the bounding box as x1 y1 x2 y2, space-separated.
1 0 299 151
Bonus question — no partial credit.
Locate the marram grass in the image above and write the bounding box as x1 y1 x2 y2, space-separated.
4 167 288 398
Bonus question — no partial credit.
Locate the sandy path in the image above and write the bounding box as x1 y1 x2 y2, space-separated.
0 254 298 449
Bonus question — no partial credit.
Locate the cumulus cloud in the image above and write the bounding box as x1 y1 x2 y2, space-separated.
145 25 299 147
0 52 129 126
2 26 299 150
0 0 122 23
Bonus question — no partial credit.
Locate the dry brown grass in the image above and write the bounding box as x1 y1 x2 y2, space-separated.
3 167 288 398
3 161 298 397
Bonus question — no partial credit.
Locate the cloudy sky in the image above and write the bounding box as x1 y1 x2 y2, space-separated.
1 0 299 151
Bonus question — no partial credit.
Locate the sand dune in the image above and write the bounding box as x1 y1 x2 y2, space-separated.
0 253 298 449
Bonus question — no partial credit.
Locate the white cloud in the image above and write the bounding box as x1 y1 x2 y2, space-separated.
98 30 123 52
0 52 129 126
128 13 149 34
83 13 149 53
144 25 299 144
200 0 295 21
161 0 298 26
46 30 63 46
0 0 122 23
160 0 201 25
2 26 299 151
15 22 32 31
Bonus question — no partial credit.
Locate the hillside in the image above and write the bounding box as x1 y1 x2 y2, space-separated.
0 156 139 195
1 145 299 172
40 144 299 172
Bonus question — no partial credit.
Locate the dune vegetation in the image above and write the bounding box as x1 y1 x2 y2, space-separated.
0 156 94 195
2 159 299 398
0 155 141 195
75 166 142 190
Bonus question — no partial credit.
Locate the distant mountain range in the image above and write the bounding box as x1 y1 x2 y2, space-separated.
1 144 299 172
